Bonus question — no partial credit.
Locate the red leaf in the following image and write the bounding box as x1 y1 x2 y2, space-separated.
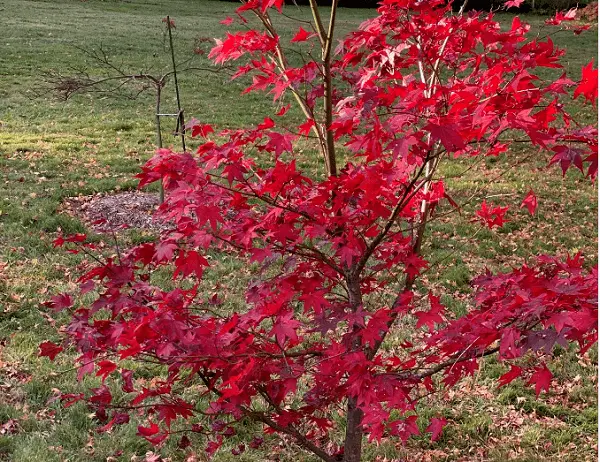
298 119 315 136
89 385 112 405
121 369 135 393
258 117 275 130
98 412 130 433
174 250 209 280
574 61 598 105
520 189 538 215
261 0 284 13
574 24 591 35
265 132 294 158
404 253 428 279
43 293 73 312
39 341 63 361
426 122 466 152
550 145 585 176
96 360 117 381
189 121 214 138
154 241 177 262
60 393 84 408
426 417 447 442
545 8 577 26
271 311 301 346
528 364 553 396
53 233 86 247
499 328 521 359
209 31 279 65
138 422 161 439
389 415 419 442
415 293 445 331
276 104 290 116
498 365 522 387
52 235 65 247
291 27 313 43
474 200 509 228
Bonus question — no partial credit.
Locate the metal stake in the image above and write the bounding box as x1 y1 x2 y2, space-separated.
166 16 186 153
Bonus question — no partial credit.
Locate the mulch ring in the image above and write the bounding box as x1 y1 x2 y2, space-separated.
577 2 598 22
62 190 171 233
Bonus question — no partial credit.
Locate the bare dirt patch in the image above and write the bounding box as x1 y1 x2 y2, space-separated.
62 191 169 233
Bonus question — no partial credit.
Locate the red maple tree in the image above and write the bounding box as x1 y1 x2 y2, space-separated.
42 1 597 461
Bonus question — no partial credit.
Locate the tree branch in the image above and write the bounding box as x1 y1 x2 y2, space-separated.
247 411 336 462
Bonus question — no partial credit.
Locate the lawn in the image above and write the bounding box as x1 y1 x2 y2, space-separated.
0 0 597 461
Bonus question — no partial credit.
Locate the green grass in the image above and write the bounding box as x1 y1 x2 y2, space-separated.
0 0 597 461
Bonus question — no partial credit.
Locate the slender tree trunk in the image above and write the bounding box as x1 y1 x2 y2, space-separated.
343 397 364 462
309 0 338 177
323 58 336 176
322 0 338 177
343 278 364 462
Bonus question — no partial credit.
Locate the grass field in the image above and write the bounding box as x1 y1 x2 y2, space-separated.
0 0 597 461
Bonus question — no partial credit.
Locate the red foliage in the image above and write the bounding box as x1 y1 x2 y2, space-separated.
38 341 63 360
520 189 538 215
43 1 597 461
574 61 599 105
291 27 313 43
474 200 510 229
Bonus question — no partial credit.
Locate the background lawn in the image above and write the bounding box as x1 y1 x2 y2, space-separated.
0 0 597 460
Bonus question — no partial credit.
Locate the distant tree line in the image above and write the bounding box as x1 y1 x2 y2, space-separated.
219 0 589 12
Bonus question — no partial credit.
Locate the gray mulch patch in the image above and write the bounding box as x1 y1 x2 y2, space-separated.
62 191 170 233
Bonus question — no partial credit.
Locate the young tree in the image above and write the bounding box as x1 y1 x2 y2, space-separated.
40 17 220 202
42 1 597 461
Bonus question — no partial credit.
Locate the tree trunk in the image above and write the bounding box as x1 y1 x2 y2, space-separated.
343 397 364 462
323 58 336 176
343 279 364 462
